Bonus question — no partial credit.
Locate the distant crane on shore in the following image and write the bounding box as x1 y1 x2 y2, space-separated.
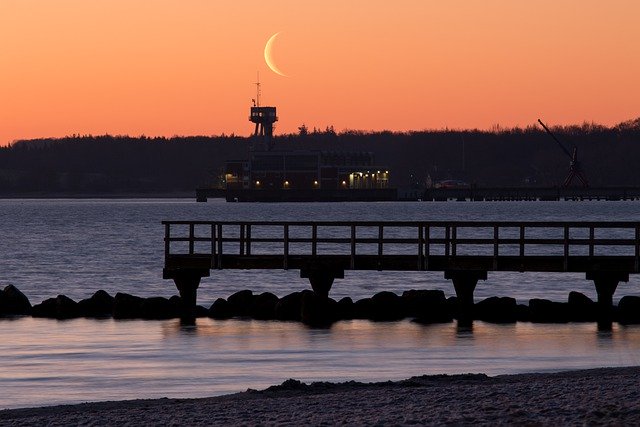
537 119 589 187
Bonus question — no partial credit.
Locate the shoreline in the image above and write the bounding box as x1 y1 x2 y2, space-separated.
2 367 640 425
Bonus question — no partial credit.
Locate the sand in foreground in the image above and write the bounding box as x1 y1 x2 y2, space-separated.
2 367 640 425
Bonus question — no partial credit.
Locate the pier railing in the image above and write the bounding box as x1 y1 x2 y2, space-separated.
163 221 640 273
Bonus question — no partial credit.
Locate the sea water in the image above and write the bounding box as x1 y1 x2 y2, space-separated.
1 199 639 409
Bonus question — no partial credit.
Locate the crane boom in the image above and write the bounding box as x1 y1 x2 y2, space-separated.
537 119 572 159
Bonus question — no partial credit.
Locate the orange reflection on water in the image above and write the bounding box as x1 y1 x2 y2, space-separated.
2 317 640 409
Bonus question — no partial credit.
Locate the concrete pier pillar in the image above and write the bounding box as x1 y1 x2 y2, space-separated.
587 271 629 317
164 269 209 323
445 270 487 322
301 266 344 298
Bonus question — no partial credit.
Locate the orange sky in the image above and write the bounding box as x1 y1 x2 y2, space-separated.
0 0 639 145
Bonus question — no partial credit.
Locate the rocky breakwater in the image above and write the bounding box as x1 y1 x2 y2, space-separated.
3 284 640 327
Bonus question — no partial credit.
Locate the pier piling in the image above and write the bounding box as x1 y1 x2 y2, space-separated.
446 270 487 319
301 266 344 298
587 271 629 316
164 269 209 322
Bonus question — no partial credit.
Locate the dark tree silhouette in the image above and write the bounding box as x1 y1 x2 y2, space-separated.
0 118 639 195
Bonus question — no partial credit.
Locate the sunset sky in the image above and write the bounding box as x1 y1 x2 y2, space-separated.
0 0 639 145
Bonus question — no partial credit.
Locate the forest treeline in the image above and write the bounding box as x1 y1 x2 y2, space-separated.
1 118 639 195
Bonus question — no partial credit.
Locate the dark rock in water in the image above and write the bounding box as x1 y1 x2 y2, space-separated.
529 298 569 323
618 296 640 324
32 295 80 319
251 292 279 320
169 295 184 313
195 305 209 318
54 295 81 319
209 298 233 319
353 298 373 319
516 304 530 322
370 291 404 321
567 291 597 322
227 290 254 317
78 290 114 318
113 293 144 319
275 292 304 321
336 297 354 320
401 290 446 317
474 297 518 323
446 296 458 313
300 291 338 327
31 298 57 318
141 296 177 320
1 284 32 316
403 290 451 323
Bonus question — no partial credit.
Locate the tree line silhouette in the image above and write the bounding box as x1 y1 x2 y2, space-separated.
0 118 639 195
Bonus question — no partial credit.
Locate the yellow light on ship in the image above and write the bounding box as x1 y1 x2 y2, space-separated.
284 180 289 188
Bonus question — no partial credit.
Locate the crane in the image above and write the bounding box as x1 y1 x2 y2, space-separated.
537 119 589 187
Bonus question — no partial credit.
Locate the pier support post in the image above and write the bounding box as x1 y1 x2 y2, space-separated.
586 271 628 318
164 268 209 323
445 270 487 321
301 266 344 298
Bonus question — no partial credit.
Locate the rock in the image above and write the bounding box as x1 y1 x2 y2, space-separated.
353 298 373 319
209 298 233 319
141 297 177 320
567 291 597 322
1 284 32 316
195 305 209 318
474 297 518 323
446 296 459 313
403 290 452 323
516 304 530 322
31 298 57 318
113 293 144 319
618 296 640 324
78 290 114 318
275 292 303 321
401 290 446 317
529 298 569 323
370 291 404 321
54 295 80 319
300 291 338 327
227 290 254 317
169 295 184 314
32 295 80 319
336 297 354 320
251 292 279 320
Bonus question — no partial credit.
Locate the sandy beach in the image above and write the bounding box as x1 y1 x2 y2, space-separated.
1 366 639 425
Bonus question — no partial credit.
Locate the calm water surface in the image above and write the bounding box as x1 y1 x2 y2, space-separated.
1 199 640 409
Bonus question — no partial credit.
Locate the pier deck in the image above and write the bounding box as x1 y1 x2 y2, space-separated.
162 221 640 319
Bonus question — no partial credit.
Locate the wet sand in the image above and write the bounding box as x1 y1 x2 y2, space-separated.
2 367 640 425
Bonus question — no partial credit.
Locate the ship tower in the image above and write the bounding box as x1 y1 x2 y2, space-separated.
249 74 278 151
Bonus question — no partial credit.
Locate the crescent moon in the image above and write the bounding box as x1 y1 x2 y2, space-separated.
264 32 288 77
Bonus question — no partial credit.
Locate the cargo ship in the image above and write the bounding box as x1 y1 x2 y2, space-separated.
196 94 396 202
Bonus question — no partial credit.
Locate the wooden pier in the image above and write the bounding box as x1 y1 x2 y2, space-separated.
163 220 640 319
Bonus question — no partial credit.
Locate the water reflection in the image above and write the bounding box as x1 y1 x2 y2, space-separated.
455 321 474 339
2 317 640 409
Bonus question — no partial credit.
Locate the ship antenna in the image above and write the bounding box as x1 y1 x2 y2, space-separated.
255 71 261 107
